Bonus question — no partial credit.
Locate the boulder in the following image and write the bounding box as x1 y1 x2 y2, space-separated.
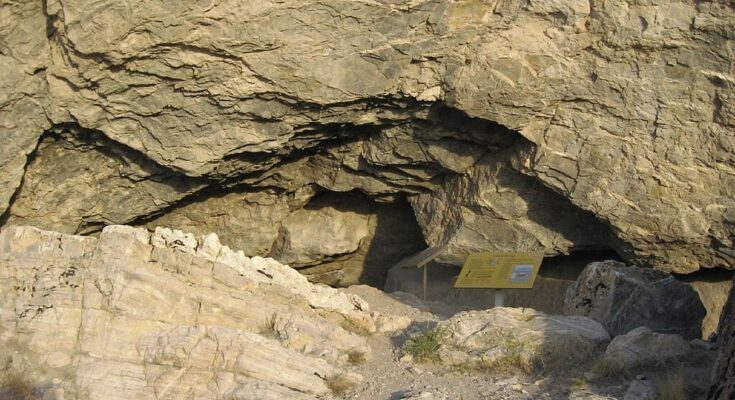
437 308 610 372
708 276 735 400
0 225 410 399
605 327 691 369
564 260 706 339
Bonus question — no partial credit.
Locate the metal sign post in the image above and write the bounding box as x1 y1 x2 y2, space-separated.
494 289 504 307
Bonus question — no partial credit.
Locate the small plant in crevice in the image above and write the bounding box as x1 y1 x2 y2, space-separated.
259 312 280 339
403 327 446 363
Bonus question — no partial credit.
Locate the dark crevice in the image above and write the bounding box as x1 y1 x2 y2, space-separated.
676 266 735 284
41 0 58 39
538 249 624 280
47 122 195 179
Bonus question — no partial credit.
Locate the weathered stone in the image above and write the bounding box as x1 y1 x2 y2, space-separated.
148 189 295 257
565 260 707 339
0 225 418 399
605 327 691 369
1 0 734 276
410 155 616 264
271 201 371 267
5 129 205 233
708 276 735 400
0 0 52 213
438 308 610 371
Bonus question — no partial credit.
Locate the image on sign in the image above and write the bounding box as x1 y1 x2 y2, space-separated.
510 264 533 283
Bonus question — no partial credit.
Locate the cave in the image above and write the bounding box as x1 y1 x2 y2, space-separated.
3 113 626 291
1 1 734 398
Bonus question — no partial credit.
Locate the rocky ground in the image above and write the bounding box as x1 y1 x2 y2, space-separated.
339 286 717 400
0 226 724 400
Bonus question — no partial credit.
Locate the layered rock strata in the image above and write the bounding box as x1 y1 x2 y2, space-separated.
0 225 410 399
437 307 611 371
1 0 734 277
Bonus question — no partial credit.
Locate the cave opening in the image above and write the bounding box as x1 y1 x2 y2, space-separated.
384 248 627 316
274 189 428 288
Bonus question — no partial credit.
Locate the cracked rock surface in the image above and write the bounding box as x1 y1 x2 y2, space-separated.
1 0 734 276
0 225 413 399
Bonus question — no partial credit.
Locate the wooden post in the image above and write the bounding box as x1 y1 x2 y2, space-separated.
422 262 428 301
392 246 446 302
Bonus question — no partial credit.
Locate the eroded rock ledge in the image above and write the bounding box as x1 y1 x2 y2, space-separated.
1 0 733 277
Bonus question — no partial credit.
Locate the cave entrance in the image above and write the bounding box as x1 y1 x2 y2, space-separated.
286 190 427 288
384 248 625 316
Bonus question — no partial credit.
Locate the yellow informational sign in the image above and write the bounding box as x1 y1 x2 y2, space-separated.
454 252 544 289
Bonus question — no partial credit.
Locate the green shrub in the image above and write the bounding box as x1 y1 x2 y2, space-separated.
404 327 446 363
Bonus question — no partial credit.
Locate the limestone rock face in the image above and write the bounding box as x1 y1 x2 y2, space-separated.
564 260 707 339
1 0 734 275
0 0 52 213
438 308 610 371
0 225 410 399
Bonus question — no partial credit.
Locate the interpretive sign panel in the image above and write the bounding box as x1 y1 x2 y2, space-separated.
454 252 544 289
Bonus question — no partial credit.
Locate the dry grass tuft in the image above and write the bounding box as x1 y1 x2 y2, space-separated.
657 372 687 400
570 377 588 390
474 331 530 374
347 350 367 365
340 318 372 336
591 356 629 380
259 312 280 339
0 371 36 400
325 373 358 396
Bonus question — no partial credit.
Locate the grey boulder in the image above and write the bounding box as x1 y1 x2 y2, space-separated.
564 260 706 339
